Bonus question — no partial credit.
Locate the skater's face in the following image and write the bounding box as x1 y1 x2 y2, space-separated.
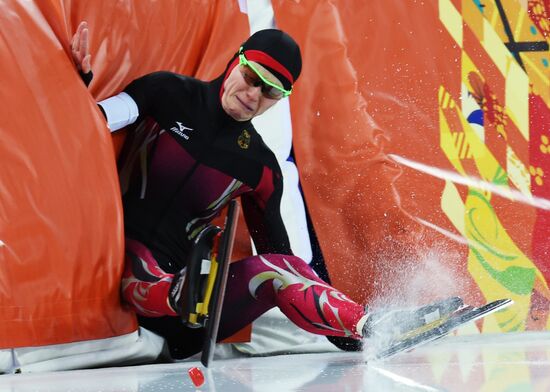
221 61 283 122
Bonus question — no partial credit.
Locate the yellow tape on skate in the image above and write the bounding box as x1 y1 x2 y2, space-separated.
196 256 219 317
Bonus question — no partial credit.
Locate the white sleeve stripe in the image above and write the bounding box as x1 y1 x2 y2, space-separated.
98 92 139 132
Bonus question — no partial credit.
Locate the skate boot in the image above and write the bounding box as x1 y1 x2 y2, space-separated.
168 225 222 328
363 296 465 349
326 296 464 352
326 334 364 352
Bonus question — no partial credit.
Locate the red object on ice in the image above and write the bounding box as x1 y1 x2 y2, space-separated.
188 367 205 387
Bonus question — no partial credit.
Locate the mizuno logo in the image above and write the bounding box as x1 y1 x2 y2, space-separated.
170 121 193 140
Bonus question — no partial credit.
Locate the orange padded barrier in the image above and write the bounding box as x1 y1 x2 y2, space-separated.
274 0 550 332
273 0 471 305
0 0 248 348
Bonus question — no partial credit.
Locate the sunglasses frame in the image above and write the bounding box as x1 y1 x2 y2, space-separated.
238 48 292 98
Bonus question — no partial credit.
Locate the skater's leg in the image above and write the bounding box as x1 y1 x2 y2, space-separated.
121 238 179 317
218 254 367 341
122 238 212 359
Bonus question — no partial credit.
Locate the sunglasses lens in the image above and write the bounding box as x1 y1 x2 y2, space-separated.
263 86 283 99
241 66 261 86
240 65 284 99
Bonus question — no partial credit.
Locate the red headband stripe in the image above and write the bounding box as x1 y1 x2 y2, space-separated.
244 50 294 84
220 57 241 99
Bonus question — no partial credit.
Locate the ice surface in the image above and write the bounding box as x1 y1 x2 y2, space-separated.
1 332 549 391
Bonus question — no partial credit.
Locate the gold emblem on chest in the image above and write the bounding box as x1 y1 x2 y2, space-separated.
238 129 251 149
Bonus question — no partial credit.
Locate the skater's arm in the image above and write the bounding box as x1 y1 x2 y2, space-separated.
69 21 178 132
96 92 139 132
98 72 185 132
71 21 93 86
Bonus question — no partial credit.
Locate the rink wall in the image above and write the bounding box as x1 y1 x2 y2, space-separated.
0 0 548 352
274 0 550 333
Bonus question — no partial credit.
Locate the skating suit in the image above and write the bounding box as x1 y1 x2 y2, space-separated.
116 72 364 357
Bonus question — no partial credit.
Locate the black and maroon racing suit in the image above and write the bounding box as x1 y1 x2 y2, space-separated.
116 71 365 358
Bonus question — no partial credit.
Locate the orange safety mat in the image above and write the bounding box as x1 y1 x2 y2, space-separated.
0 0 248 348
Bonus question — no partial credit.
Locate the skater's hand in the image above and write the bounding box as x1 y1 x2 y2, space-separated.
71 21 91 74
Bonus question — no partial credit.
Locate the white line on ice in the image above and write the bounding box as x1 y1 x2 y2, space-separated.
370 366 443 391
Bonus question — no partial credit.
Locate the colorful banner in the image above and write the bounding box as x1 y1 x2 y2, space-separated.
274 0 549 332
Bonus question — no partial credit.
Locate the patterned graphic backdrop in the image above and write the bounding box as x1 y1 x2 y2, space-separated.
274 0 549 333
439 0 549 332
